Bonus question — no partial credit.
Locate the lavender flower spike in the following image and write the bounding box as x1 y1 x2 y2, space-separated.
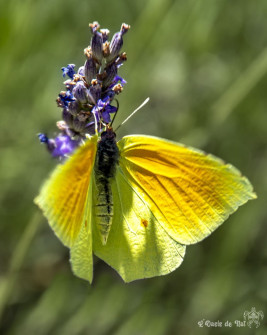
38 22 130 159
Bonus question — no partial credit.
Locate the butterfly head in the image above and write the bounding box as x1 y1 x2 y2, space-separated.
99 125 117 142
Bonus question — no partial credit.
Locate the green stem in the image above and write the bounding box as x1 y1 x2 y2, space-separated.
0 211 42 322
211 46 267 126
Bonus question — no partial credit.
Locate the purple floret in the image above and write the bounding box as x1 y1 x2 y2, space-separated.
61 64 76 79
51 135 79 157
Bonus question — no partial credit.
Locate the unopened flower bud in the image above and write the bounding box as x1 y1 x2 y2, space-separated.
72 81 88 104
103 62 117 88
84 57 97 84
107 23 130 62
90 22 103 62
100 29 110 42
72 118 86 133
62 109 73 127
89 79 101 103
68 100 80 116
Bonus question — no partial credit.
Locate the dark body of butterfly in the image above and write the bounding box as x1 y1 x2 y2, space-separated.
94 129 119 243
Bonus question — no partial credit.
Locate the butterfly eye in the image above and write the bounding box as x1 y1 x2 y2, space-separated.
100 130 108 138
100 127 116 140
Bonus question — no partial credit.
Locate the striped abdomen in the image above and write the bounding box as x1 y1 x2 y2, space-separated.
94 128 119 245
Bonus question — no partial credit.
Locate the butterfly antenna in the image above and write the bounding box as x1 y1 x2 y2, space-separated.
92 110 99 135
110 99 119 127
115 97 150 132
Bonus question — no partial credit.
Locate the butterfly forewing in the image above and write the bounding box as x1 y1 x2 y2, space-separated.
34 135 97 247
117 135 256 245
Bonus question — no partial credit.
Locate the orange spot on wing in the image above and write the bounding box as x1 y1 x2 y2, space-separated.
141 219 148 228
85 220 88 228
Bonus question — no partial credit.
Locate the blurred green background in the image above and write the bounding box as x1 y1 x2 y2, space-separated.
0 0 266 334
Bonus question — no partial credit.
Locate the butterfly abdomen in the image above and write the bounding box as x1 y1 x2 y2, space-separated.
94 129 119 244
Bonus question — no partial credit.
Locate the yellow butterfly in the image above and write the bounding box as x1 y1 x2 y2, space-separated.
35 125 256 283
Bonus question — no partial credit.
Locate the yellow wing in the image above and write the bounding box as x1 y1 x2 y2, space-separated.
70 178 94 283
117 135 256 245
34 135 97 247
93 167 186 283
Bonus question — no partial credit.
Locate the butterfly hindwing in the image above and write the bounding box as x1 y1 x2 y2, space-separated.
70 179 94 283
92 166 186 283
117 135 256 246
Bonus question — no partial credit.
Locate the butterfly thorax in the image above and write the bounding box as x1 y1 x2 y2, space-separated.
94 128 119 245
